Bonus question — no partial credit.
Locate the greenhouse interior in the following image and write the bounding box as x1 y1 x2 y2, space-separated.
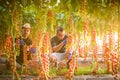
0 0 120 80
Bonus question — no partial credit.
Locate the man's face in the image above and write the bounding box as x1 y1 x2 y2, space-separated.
57 31 65 40
22 28 30 38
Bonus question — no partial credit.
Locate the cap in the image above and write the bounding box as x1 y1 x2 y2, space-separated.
22 23 31 29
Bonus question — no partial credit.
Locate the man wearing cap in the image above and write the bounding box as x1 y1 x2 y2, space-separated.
16 23 33 66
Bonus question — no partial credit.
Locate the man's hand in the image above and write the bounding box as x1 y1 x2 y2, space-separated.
30 47 36 53
68 51 72 60
19 40 24 45
66 34 72 45
52 40 66 52
63 39 67 44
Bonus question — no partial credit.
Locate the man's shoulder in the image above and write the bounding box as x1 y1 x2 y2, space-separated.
51 36 57 41
26 37 32 43
26 37 32 41
24 37 32 45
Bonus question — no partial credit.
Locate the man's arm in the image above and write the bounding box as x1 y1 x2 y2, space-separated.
52 41 65 52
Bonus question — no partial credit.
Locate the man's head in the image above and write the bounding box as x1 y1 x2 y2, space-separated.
56 27 65 40
22 23 31 38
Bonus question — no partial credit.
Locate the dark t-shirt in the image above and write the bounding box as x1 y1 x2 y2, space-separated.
16 37 32 65
51 35 67 53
